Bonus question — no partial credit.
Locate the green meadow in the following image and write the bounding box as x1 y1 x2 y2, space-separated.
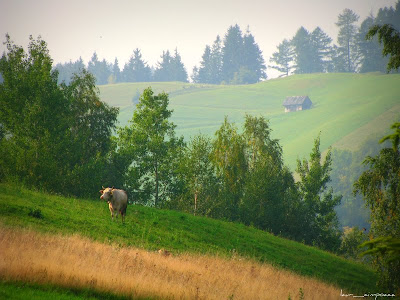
0 183 377 294
98 73 400 169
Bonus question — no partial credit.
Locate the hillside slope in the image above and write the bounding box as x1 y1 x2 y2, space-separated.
0 183 376 294
98 73 400 169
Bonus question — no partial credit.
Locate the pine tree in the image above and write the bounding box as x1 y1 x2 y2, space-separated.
310 27 333 73
171 48 188 82
55 57 85 85
242 29 267 82
196 45 212 83
335 9 361 72
154 49 188 82
292 27 314 74
112 57 121 83
221 24 244 83
358 16 387 73
87 52 111 85
122 48 151 82
269 39 294 76
194 35 223 84
209 35 223 84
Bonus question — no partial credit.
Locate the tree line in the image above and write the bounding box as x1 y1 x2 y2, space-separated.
269 3 400 75
54 2 400 87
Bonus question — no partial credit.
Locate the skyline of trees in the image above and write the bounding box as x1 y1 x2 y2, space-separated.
52 2 400 85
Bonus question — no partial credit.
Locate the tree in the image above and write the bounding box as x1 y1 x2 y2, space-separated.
171 48 188 82
366 24 400 72
310 27 333 73
291 27 314 74
117 88 184 207
55 57 85 85
221 24 244 83
196 45 212 83
112 57 121 83
242 29 267 82
269 39 294 76
153 49 188 82
240 115 297 235
335 9 361 72
172 135 220 215
0 35 118 197
358 16 387 73
122 48 152 82
87 52 111 85
354 122 400 291
212 117 247 221
296 136 342 251
209 35 223 84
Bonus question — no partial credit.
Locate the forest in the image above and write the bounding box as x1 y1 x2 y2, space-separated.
53 3 400 85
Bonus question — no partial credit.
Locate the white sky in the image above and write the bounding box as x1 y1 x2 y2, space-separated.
0 0 397 79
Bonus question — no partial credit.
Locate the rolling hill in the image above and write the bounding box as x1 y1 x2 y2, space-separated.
98 73 400 169
0 183 377 299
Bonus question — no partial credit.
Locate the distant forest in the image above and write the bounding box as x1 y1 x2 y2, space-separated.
54 2 400 85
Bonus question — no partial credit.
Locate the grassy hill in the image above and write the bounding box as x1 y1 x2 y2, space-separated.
0 183 377 298
98 73 400 169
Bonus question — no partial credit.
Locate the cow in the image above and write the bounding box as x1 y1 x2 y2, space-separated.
99 186 128 223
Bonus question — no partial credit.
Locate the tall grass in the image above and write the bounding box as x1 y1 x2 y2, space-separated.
0 226 342 299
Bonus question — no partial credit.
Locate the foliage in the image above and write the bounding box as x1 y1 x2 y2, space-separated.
335 9 360 72
330 137 389 230
296 136 342 251
87 52 112 85
121 48 152 82
153 49 188 82
0 35 118 197
292 27 315 74
171 134 220 215
354 122 400 291
358 16 387 73
117 87 185 207
366 24 400 72
340 226 368 260
195 25 266 84
269 39 294 76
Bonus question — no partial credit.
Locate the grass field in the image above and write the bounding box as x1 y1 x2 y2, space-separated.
0 183 377 298
98 73 400 169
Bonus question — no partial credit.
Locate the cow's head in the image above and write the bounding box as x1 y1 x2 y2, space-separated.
99 186 114 201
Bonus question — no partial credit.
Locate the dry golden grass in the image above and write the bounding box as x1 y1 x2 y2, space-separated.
0 226 342 299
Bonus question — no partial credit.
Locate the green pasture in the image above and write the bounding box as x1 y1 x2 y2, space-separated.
0 183 377 294
98 73 400 169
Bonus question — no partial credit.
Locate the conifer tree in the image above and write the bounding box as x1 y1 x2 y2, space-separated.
112 57 121 83
122 48 151 82
209 35 223 84
335 8 361 72
269 39 294 76
292 27 314 74
196 45 212 83
310 27 333 73
171 48 188 82
221 24 244 83
87 52 111 85
242 29 267 82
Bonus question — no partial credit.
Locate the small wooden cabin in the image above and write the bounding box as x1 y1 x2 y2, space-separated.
283 96 312 113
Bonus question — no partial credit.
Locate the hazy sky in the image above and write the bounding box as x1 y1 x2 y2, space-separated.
0 0 397 79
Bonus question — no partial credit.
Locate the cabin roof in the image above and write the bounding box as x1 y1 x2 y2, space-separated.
283 96 311 106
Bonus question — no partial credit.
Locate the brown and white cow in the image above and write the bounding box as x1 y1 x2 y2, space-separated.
99 186 128 222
